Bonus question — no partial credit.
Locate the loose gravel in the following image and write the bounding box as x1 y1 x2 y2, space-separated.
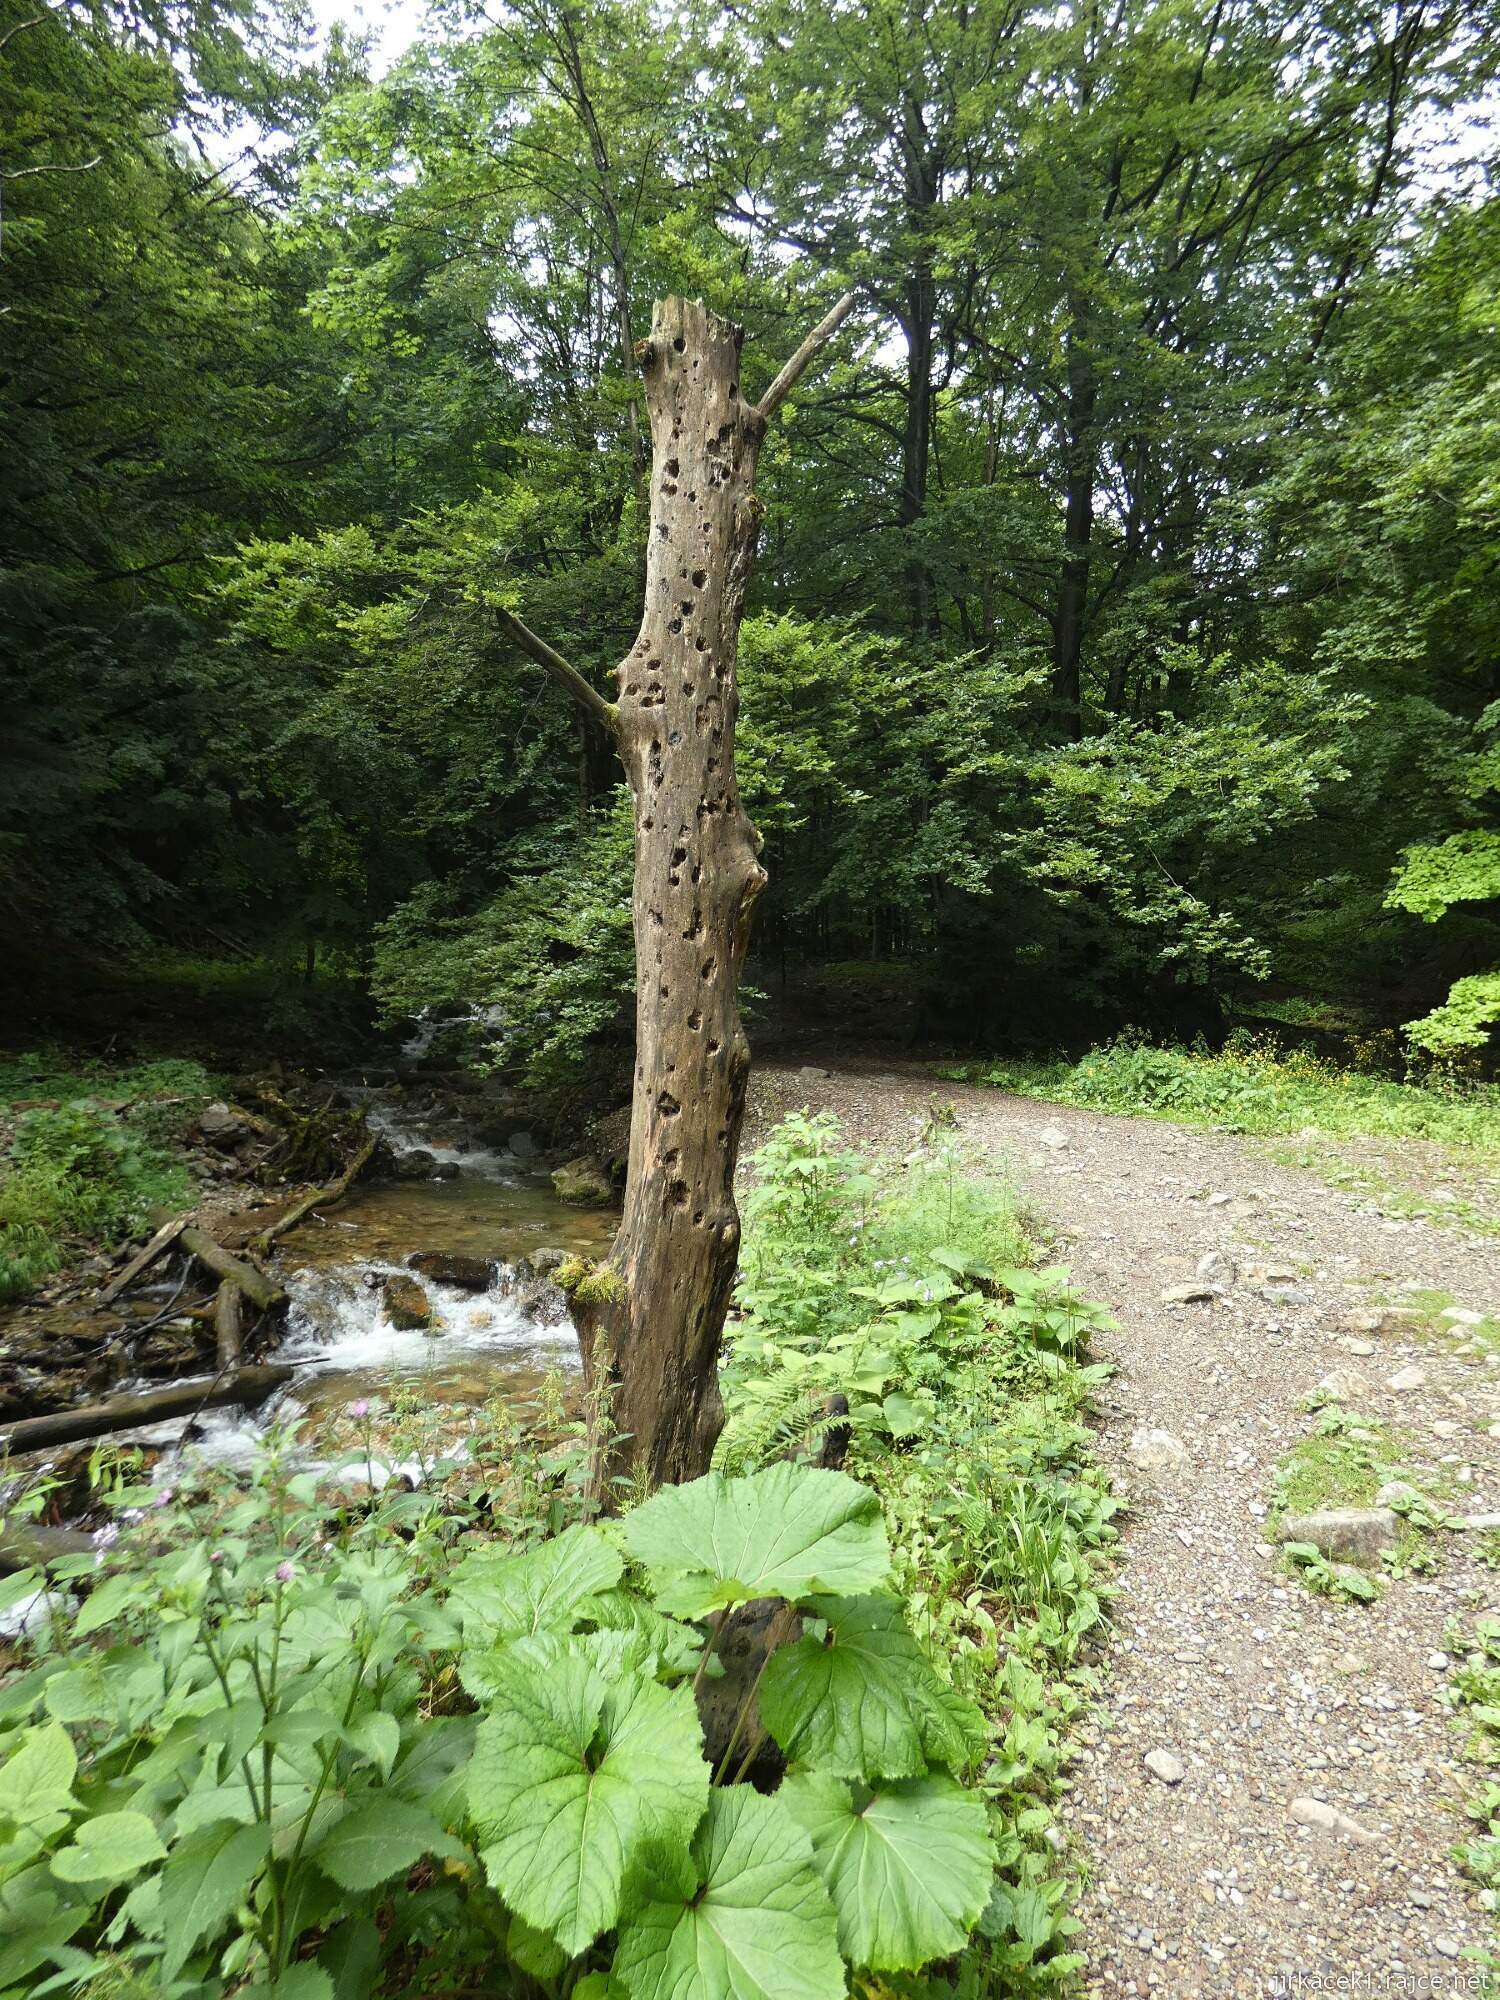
747 1057 1500 1996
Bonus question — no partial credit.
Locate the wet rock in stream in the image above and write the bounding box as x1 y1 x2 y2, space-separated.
380 1274 435 1331
551 1156 614 1207
407 1251 496 1292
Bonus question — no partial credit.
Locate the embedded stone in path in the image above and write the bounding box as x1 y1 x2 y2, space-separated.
1289 1796 1376 1841
1129 1426 1188 1473
1276 1507 1398 1563
1143 1748 1184 1785
1387 1364 1428 1391
1314 1365 1371 1402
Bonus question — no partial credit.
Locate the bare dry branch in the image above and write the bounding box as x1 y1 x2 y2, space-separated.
754 291 857 424
495 605 620 736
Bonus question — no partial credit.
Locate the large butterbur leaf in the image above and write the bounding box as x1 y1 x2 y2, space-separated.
448 1523 623 1646
613 1788 844 2000
780 1770 996 1972
620 1464 889 1620
468 1636 708 1954
759 1593 985 1779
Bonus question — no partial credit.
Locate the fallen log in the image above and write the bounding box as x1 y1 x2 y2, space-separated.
0 1366 293 1457
0 1520 96 1576
179 1228 284 1312
254 1131 378 1255
213 1280 243 1371
98 1213 190 1304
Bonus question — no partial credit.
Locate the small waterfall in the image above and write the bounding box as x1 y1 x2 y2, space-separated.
277 1259 578 1382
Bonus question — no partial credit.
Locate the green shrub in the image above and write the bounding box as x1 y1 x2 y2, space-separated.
723 1113 1118 1986
0 1057 207 1300
946 1031 1500 1154
372 795 636 1090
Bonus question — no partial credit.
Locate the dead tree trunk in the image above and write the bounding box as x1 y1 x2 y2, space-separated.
496 292 853 1490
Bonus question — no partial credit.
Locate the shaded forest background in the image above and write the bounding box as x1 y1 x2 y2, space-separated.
4 0 1498 1082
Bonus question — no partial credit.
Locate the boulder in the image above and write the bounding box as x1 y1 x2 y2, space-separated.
1340 1307 1412 1338
196 1101 252 1150
408 1251 494 1292
389 1148 438 1181
551 1157 614 1207
381 1274 434 1331
1276 1507 1398 1562
508 1130 538 1162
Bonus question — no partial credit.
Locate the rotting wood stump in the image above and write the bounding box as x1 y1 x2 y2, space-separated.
495 292 853 1491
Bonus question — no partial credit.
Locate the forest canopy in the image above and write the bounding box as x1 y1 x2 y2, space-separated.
3 0 1498 1068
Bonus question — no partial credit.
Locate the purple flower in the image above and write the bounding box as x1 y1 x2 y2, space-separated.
348 1399 371 1420
208 1549 226 1567
275 1560 295 1584
154 1488 175 1508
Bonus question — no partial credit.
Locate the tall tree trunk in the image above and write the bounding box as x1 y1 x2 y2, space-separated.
563 295 850 1490
497 294 850 1490
899 277 936 637
1051 304 1096 737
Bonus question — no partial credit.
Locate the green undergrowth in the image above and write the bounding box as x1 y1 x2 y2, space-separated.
724 1111 1119 1985
0 1111 1117 1999
0 1053 211 1304
1261 1145 1500 1239
1271 1404 1457 1604
941 1033 1500 1158
1397 1289 1500 1358
1443 1615 1500 1975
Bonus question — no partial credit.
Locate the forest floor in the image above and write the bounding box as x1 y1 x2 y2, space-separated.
746 1056 1500 1998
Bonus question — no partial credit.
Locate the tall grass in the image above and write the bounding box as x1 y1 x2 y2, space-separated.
943 1034 1500 1156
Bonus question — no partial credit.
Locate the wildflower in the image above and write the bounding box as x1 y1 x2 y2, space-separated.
348 1398 371 1420
275 1560 295 1584
208 1549 226 1567
154 1487 175 1508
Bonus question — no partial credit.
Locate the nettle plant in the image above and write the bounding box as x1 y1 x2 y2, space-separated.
0 1457 996 1999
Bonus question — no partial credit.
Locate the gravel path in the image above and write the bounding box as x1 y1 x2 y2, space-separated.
748 1057 1500 1997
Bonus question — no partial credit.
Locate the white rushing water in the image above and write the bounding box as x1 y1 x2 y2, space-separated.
277 1260 578 1379
361 1100 520 1179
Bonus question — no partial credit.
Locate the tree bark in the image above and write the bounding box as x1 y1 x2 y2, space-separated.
179 1227 284 1312
1051 301 1096 738
252 1131 378 1255
98 1212 189 1303
0 1366 293 1456
213 1279 243 1371
567 293 851 1492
